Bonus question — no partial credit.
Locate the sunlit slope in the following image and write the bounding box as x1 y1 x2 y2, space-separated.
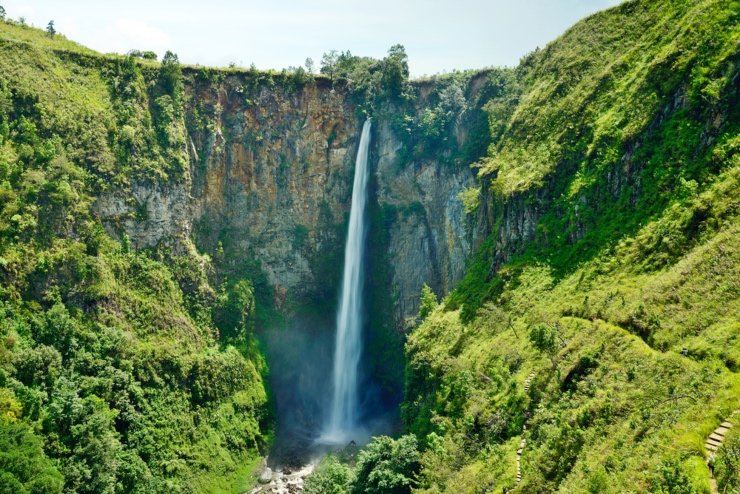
405 0 740 492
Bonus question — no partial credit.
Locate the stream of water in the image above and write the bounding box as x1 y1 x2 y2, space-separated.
321 119 372 444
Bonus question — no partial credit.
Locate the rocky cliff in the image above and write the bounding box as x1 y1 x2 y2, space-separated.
95 69 496 327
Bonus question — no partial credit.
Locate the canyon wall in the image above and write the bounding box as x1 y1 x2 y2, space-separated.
95 70 494 327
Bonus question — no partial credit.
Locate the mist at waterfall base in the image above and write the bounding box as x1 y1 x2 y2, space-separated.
261 120 399 467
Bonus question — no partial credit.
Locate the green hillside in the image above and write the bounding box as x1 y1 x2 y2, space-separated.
404 0 740 492
0 0 738 492
0 19 268 494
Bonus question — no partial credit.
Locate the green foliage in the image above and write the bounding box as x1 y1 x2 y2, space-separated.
417 283 438 321
380 44 410 102
304 455 354 494
458 186 480 215
352 435 420 494
215 279 255 342
158 51 183 100
319 44 412 112
528 323 557 354
385 67 510 180
0 20 268 493
403 2 740 492
0 418 63 494
650 459 698 494
127 50 157 61
715 427 740 493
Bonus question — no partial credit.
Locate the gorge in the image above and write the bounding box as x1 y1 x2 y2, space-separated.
0 0 738 493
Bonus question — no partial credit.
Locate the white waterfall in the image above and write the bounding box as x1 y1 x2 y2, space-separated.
323 119 372 442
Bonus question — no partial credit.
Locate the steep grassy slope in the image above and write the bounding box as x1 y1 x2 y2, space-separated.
0 21 268 494
405 0 740 492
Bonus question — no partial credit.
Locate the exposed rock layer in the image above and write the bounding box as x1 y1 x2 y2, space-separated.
97 73 492 325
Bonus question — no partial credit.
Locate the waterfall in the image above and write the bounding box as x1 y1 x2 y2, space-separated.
323 119 372 442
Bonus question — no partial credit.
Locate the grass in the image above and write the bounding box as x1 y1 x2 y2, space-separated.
402 0 740 491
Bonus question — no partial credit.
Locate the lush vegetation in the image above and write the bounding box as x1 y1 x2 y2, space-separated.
0 18 268 494
402 0 740 492
304 435 421 494
1 0 739 492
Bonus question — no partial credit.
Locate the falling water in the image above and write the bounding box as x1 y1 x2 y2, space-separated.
323 119 372 442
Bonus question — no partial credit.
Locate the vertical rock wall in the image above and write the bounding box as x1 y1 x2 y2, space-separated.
95 71 494 327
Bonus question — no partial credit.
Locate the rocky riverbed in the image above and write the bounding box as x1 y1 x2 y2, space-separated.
247 461 316 494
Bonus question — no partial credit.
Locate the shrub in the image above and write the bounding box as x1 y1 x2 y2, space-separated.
352 435 420 494
650 459 697 494
417 284 438 321
0 418 63 493
304 455 353 494
715 428 740 493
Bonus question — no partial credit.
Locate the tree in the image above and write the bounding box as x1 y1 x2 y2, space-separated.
418 283 438 321
528 322 565 376
320 50 339 81
159 50 183 101
46 20 55 36
214 279 255 342
529 323 556 354
0 419 63 493
0 6 6 21
127 50 157 61
304 456 353 494
352 435 420 494
121 233 130 253
305 57 315 74
715 431 740 492
381 44 410 100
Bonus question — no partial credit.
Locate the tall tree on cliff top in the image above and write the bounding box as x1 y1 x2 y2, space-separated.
382 44 410 100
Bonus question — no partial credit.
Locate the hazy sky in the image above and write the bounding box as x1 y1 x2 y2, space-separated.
3 0 622 76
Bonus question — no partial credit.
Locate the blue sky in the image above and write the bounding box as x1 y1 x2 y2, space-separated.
3 0 622 76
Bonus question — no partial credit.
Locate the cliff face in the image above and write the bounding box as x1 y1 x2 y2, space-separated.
373 72 494 324
188 78 361 311
96 71 492 326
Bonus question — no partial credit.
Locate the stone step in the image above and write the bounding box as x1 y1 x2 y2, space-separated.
706 436 722 447
709 432 725 442
705 442 720 452
715 425 730 435
720 421 733 429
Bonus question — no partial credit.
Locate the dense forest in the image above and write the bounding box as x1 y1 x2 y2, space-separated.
0 0 738 493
